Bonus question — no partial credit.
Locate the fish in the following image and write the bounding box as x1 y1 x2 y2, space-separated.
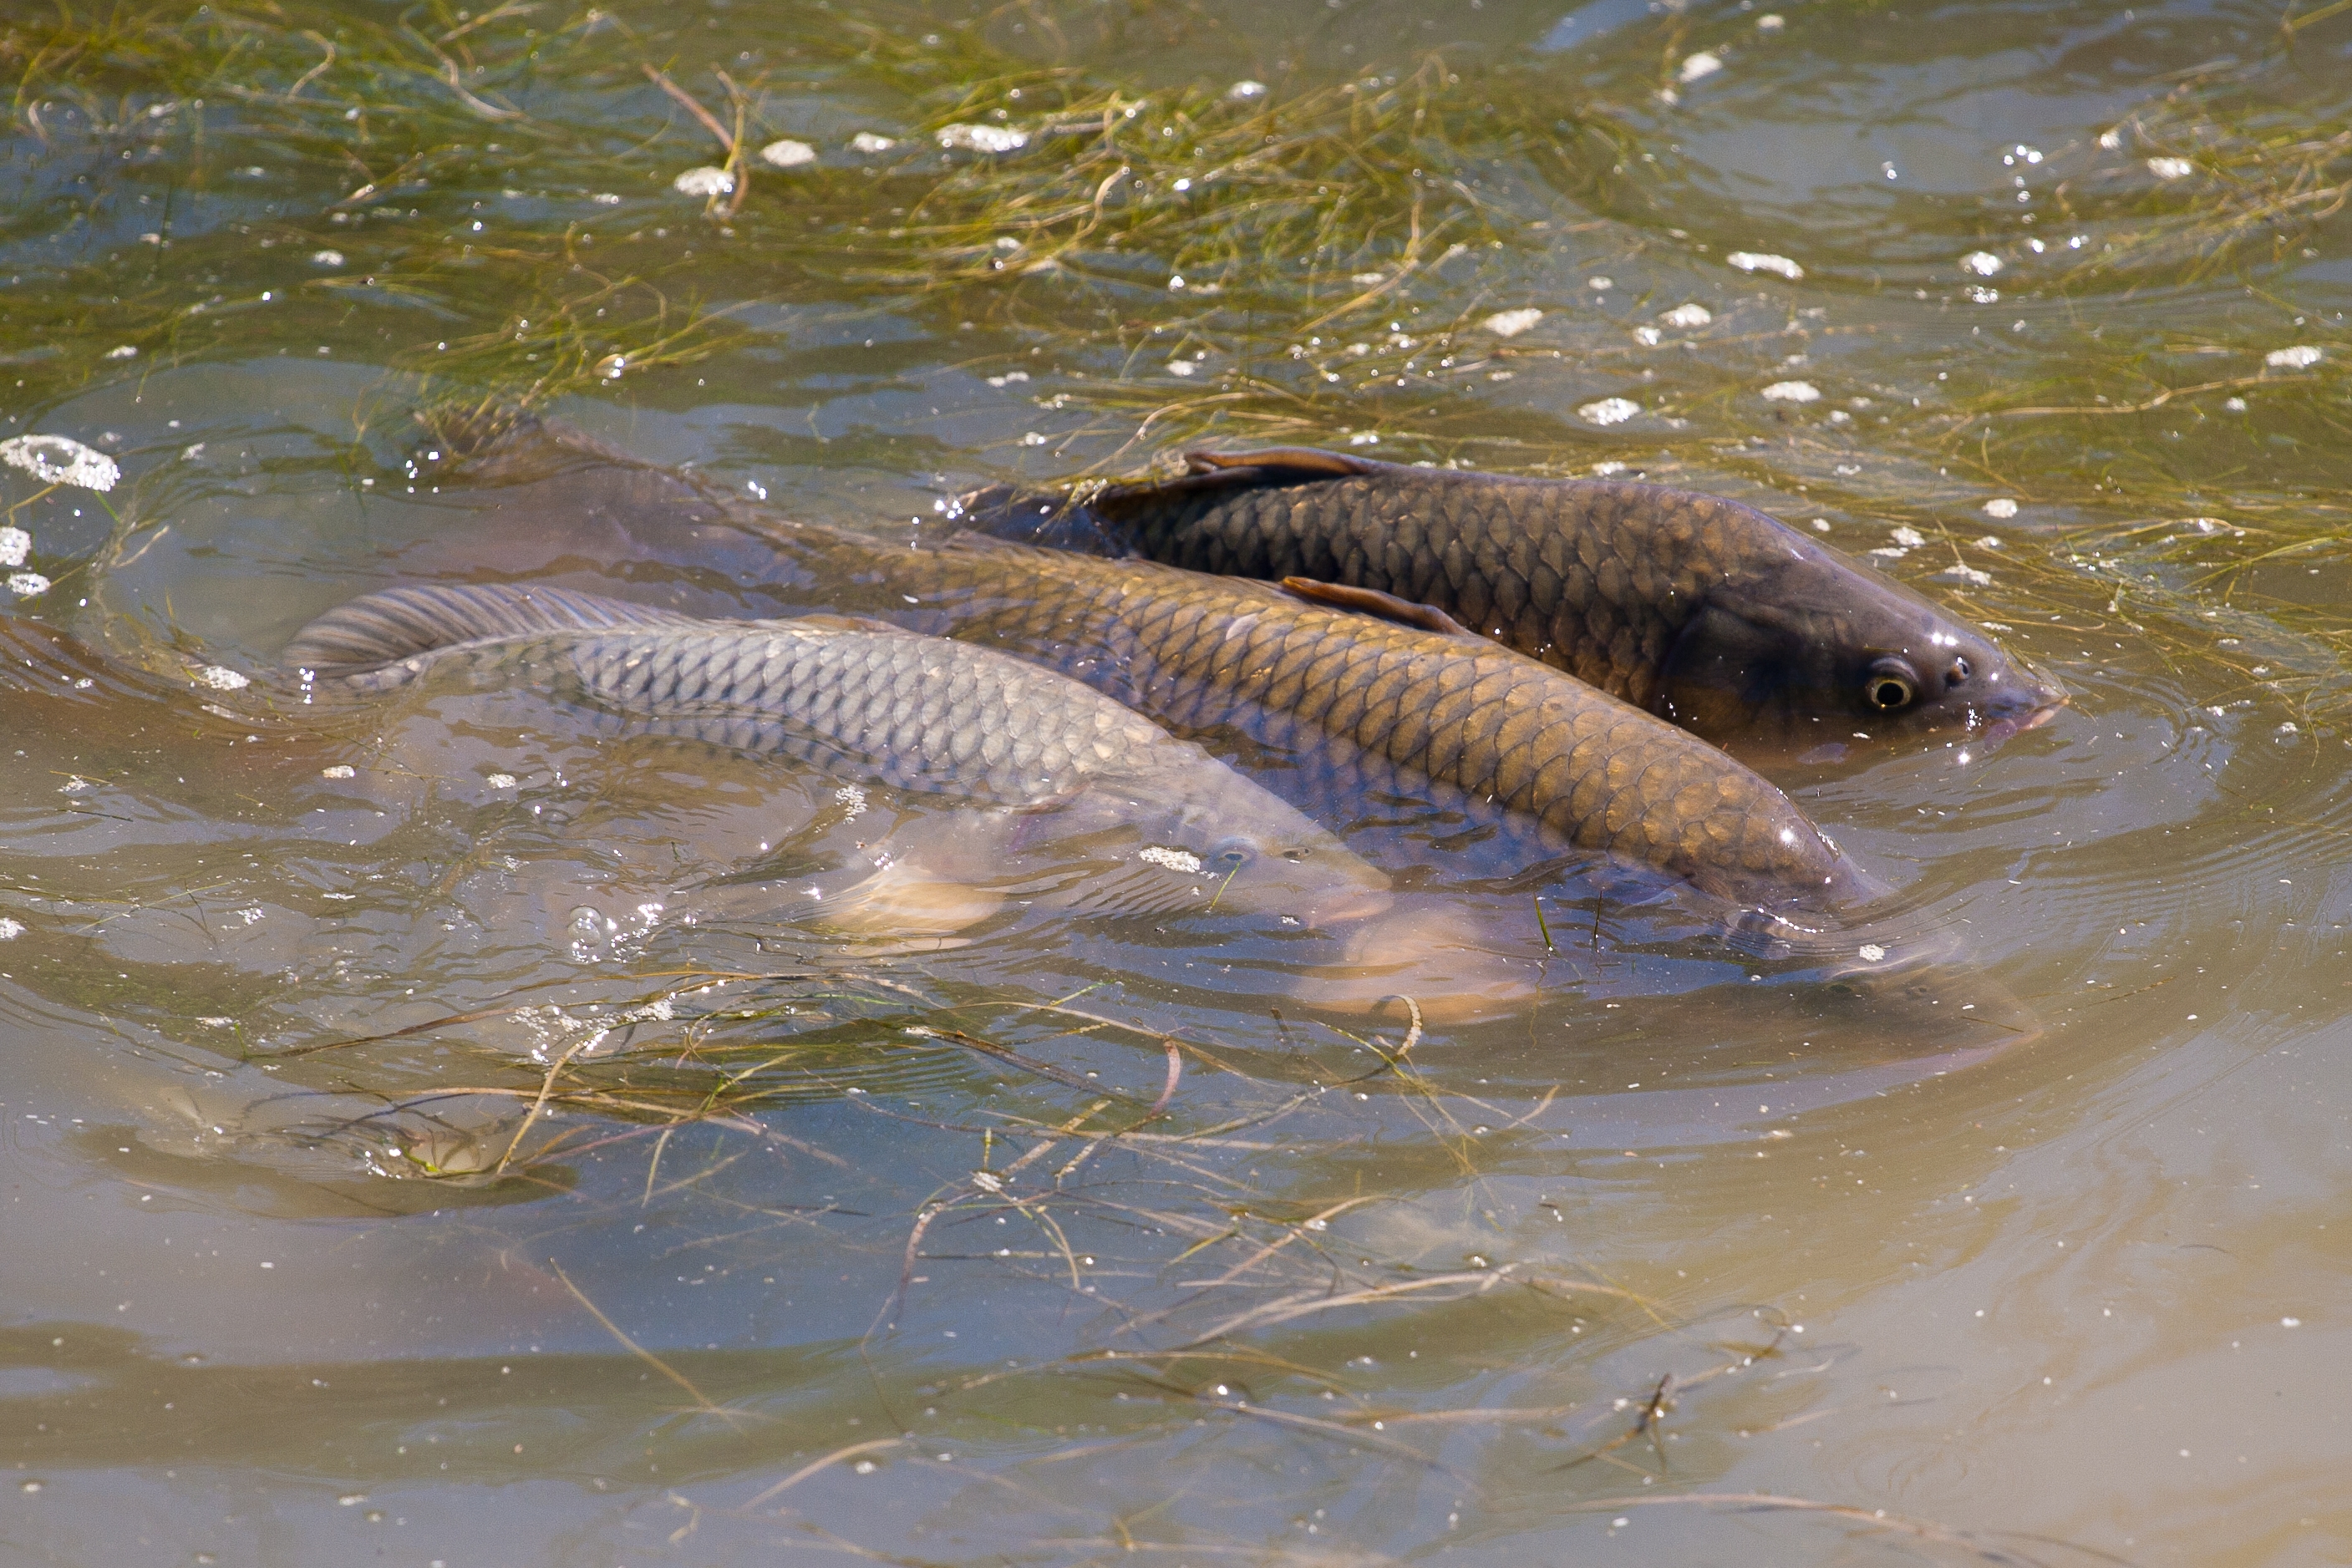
958 446 2068 748
340 422 1877 921
764 535 1884 923
282 582 1393 926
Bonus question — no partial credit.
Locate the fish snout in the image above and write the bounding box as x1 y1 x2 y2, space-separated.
1978 671 2068 744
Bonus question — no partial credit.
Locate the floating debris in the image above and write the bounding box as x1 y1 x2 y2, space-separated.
312 248 345 266
2 434 120 492
1587 276 1613 291
1348 431 1381 446
849 131 897 154
104 344 138 359
1678 52 1724 84
1937 565 1994 586
1593 461 1628 476
1757 13 1786 28
937 124 1029 154
1891 526 1927 547
1227 80 1268 101
759 139 818 168
5 571 50 597
0 526 28 566
1728 251 1804 281
1960 251 2003 276
1578 397 1641 426
671 166 734 197
1482 307 1544 337
1167 360 1196 377
1761 379 1821 402
195 665 251 691
1659 302 1713 328
1140 845 1201 873
0 918 23 941
2146 156 2193 180
2265 345 2324 369
487 772 518 789
1983 498 2019 519
321 764 356 779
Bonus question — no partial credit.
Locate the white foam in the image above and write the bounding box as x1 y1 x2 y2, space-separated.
1728 251 1804 281
937 124 1028 154
1 434 119 492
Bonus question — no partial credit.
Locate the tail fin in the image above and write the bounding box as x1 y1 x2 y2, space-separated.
284 583 696 681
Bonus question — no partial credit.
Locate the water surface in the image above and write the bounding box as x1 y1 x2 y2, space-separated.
3 1 2348 1563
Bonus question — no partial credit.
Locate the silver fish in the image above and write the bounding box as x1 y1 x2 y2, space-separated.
285 583 1393 926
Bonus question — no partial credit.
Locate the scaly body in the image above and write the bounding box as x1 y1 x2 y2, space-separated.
963 447 2066 744
284 583 1391 922
783 538 1878 916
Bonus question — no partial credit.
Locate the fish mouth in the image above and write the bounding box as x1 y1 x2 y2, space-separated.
1980 693 2067 747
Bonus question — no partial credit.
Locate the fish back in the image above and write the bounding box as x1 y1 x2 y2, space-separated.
287 583 1273 813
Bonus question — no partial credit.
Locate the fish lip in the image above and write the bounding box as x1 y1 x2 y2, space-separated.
1980 693 2067 746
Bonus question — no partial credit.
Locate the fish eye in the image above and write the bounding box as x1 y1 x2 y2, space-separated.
1280 848 1310 863
1945 656 1972 690
1862 660 1918 711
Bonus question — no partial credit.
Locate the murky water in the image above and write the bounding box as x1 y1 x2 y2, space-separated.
3 1 2348 1563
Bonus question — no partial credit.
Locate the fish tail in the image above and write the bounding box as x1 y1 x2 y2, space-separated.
283 582 693 682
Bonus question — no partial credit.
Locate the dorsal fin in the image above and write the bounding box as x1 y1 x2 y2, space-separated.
285 583 697 677
1181 446 1384 482
1277 576 1476 638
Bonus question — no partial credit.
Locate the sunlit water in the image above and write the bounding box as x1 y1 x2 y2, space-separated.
3 2 2347 1564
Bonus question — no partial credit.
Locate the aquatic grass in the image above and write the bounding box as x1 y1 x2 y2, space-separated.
2 3 745 411
2040 53 2351 288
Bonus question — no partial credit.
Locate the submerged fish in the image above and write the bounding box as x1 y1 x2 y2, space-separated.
961 447 2067 747
284 583 1392 926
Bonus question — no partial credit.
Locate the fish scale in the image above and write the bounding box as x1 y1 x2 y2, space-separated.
286 584 1188 807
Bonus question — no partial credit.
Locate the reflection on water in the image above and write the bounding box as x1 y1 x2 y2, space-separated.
3 0 2348 1564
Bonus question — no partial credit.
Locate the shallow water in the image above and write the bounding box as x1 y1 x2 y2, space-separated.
3 1 2348 1563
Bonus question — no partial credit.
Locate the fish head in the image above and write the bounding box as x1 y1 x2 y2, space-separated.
1657 529 2067 741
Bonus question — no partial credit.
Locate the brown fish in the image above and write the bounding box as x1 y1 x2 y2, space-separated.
960 447 2067 748
753 533 1882 921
